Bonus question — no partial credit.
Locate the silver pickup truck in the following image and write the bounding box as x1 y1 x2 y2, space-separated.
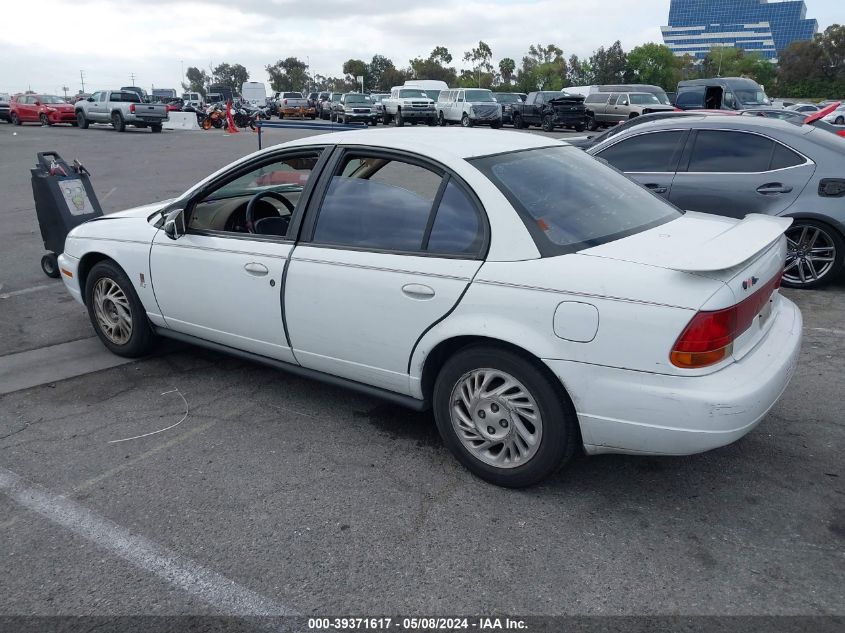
75 90 168 132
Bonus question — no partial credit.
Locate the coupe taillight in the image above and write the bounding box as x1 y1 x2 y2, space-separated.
670 275 780 368
129 103 136 113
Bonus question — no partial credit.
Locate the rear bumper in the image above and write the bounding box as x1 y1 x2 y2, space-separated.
543 295 802 456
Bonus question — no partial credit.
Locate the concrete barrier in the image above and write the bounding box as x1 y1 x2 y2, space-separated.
163 112 200 131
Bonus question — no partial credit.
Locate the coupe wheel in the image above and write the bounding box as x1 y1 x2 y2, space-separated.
836 116 844 125
541 114 554 132
85 260 155 357
433 346 579 487
111 112 126 132
783 221 843 289
39 113 51 126
76 111 89 129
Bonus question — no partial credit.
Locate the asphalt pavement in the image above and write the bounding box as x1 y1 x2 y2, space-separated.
0 120 843 621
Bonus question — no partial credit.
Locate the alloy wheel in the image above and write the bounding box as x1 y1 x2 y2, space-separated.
784 223 837 286
93 278 133 345
449 368 543 469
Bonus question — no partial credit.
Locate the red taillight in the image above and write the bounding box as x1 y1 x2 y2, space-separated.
283 99 287 105
129 103 136 113
837 130 845 138
671 275 780 368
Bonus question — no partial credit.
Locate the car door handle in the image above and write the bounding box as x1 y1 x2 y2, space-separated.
243 262 268 276
401 283 435 300
644 183 669 194
756 183 793 195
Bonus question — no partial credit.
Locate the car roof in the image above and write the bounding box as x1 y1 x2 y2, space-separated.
604 114 805 136
282 127 563 160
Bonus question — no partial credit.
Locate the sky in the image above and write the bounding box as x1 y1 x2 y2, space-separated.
1 0 840 95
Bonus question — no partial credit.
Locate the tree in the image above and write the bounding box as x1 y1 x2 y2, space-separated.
778 24 845 97
429 46 453 65
409 47 458 85
700 47 775 88
626 43 678 89
266 57 309 93
516 43 566 91
498 58 516 85
567 54 592 86
342 59 369 89
211 63 249 95
590 41 629 84
463 40 494 88
182 67 208 96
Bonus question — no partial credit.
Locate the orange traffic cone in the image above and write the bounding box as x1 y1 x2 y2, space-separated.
226 100 239 134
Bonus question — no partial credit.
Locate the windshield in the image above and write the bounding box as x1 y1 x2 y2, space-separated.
345 94 370 103
331 94 342 101
495 93 523 103
399 89 427 98
40 95 66 104
370 94 387 102
629 93 660 105
283 93 302 98
471 146 680 255
735 89 769 106
465 89 495 102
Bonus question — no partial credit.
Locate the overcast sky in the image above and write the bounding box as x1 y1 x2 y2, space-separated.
2 0 840 95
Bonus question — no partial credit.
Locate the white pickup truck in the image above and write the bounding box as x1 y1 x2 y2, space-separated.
75 90 168 132
381 86 437 126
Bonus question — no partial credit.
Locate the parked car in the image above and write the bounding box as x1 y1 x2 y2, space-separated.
275 92 316 119
567 110 735 150
320 92 343 120
786 103 820 113
436 88 502 128
403 79 449 100
510 91 585 132
822 105 845 125
332 93 378 125
75 90 168 132
382 86 437 126
120 86 150 103
566 84 673 106
316 92 330 118
740 106 845 138
0 93 10 122
369 93 390 120
583 91 675 130
306 92 319 108
56 128 801 487
10 94 77 126
493 92 525 125
675 77 770 111
242 82 267 108
587 116 845 288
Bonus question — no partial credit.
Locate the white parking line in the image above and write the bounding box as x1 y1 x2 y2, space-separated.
0 283 57 299
809 327 845 336
0 466 297 616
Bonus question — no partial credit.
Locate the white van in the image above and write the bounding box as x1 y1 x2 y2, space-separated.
181 92 203 108
241 82 267 107
435 88 502 128
403 80 449 100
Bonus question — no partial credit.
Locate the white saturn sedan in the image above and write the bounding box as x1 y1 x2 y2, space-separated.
57 128 802 487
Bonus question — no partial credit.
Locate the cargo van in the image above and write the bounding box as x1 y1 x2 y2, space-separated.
404 80 449 99
181 92 203 108
241 82 267 107
675 77 771 111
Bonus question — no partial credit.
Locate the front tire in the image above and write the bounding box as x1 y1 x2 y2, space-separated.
541 114 554 132
77 111 89 128
39 113 51 126
460 113 472 127
395 109 404 127
586 116 598 131
85 260 155 357
11 113 21 126
573 122 586 132
782 220 844 289
512 113 523 129
433 345 579 488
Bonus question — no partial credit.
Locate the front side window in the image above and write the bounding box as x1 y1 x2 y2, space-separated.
629 93 660 105
687 131 775 173
188 152 322 236
471 146 680 256
312 154 484 256
596 130 686 173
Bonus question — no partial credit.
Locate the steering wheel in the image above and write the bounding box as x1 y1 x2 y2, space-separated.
245 191 295 233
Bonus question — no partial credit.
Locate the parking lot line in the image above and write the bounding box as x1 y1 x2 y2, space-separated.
0 283 56 300
0 466 297 616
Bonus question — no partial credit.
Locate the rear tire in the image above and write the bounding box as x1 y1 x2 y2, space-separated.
836 116 844 125
438 111 446 126
150 124 162 133
41 253 60 278
512 113 523 129
85 260 156 358
433 345 579 488
111 112 126 132
782 219 844 289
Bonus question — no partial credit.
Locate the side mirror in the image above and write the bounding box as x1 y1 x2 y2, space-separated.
163 209 186 240
87 97 94 102
34 101 42 106
621 100 629 106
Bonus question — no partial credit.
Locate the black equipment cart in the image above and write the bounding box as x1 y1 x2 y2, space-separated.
30 151 103 277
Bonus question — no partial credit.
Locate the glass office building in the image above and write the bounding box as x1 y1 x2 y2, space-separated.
661 0 818 61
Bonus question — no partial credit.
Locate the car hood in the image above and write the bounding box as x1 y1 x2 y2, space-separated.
96 199 176 221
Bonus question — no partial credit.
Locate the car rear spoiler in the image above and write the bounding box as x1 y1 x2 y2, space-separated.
669 212 792 272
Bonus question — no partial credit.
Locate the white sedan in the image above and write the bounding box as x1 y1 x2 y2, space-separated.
58 128 802 487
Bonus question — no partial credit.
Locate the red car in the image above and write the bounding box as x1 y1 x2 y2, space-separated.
10 94 77 126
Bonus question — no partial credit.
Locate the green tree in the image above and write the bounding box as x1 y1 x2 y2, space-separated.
429 46 453 65
463 40 494 88
181 66 208 96
342 59 369 89
626 43 677 89
212 63 249 95
567 54 592 86
777 24 845 97
266 58 309 93
590 41 629 84
409 47 458 85
498 58 516 85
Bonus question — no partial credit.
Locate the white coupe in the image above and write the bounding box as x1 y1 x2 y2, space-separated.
58 128 802 487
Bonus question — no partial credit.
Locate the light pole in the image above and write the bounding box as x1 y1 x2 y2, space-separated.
181 60 184 87
80 70 85 94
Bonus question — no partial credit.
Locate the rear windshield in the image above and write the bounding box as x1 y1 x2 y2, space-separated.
471 146 680 256
112 92 141 103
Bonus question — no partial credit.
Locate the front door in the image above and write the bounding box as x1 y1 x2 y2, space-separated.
669 129 814 219
149 148 326 363
284 149 487 393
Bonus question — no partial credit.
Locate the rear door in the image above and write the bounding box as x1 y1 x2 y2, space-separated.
592 129 689 200
284 148 487 394
668 129 815 219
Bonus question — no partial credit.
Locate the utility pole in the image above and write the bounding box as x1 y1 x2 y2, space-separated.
180 60 184 87
62 86 68 100
80 70 85 94
130 72 136 86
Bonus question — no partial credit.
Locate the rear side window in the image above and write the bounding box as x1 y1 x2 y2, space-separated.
675 89 704 109
687 131 799 172
585 94 608 104
313 154 484 256
472 146 680 256
596 131 686 172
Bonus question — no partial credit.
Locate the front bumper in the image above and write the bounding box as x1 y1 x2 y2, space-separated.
544 295 802 456
47 111 77 123
57 253 83 305
400 109 436 119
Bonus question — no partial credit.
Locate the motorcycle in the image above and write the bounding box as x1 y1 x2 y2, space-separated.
201 103 225 130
